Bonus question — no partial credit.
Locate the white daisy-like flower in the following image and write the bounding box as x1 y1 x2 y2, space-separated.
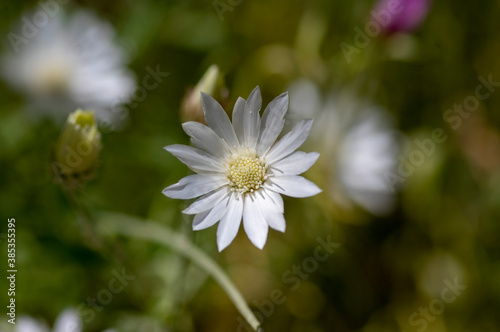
17 308 115 332
1 10 135 126
289 79 399 216
17 308 81 332
163 86 321 251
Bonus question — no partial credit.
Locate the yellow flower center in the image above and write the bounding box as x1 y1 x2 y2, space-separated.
226 153 267 193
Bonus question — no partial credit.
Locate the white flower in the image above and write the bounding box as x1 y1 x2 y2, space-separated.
289 79 399 216
163 87 321 251
1 10 135 126
17 308 116 332
17 308 81 332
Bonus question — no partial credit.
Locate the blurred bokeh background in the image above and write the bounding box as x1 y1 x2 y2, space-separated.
1 0 500 331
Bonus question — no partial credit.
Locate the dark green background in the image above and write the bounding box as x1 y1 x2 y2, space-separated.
1 0 500 331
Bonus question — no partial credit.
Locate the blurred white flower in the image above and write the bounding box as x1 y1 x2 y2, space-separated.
289 79 399 215
17 308 81 332
17 308 116 332
1 10 135 127
163 86 321 251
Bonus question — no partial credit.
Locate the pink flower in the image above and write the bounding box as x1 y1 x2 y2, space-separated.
373 0 432 34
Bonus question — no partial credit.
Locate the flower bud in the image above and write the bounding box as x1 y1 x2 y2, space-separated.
180 65 227 123
53 109 102 183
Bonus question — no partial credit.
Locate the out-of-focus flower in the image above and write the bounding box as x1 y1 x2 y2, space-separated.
163 87 321 251
373 0 432 34
180 65 227 123
53 109 101 184
1 10 135 126
17 308 115 332
17 308 81 332
289 79 399 216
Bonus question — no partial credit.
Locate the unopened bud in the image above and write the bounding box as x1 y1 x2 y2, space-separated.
53 109 101 183
180 65 227 123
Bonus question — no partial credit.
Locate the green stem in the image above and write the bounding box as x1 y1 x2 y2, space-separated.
97 212 262 332
62 186 129 266
62 185 105 250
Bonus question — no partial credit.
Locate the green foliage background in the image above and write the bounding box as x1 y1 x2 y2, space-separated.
1 0 500 331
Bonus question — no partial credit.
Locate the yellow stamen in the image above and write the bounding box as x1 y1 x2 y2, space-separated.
226 152 267 193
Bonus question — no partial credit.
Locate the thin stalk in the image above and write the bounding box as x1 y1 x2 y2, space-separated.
62 185 128 266
62 185 105 250
97 212 262 332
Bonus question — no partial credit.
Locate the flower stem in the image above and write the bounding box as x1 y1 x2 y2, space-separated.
62 185 105 250
62 185 128 266
97 212 262 331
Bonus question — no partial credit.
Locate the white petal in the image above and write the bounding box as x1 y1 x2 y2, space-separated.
250 189 286 232
183 187 229 214
163 174 227 199
17 317 49 332
54 308 82 332
243 194 269 249
193 195 230 230
261 189 284 213
216 194 244 251
243 86 262 148
201 92 239 151
254 189 280 213
264 212 286 232
232 97 247 145
270 151 319 175
265 119 313 164
182 121 229 159
164 144 224 173
254 191 285 232
266 176 322 198
257 92 288 155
